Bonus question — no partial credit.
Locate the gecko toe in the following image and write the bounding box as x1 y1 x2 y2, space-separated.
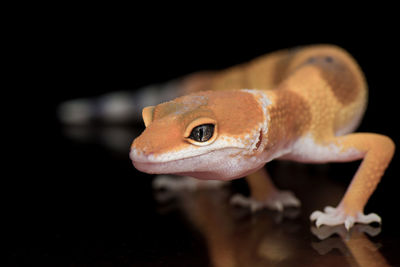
356 212 381 225
310 210 324 221
323 206 336 213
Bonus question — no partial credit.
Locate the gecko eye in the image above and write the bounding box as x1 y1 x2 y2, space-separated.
189 124 215 142
184 118 218 146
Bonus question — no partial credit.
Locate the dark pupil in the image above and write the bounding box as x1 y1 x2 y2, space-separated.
189 124 214 142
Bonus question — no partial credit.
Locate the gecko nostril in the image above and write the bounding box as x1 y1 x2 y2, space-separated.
325 56 333 63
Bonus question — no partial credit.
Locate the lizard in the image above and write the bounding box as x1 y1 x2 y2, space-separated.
129 44 395 230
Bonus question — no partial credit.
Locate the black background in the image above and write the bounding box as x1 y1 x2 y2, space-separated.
5 9 400 266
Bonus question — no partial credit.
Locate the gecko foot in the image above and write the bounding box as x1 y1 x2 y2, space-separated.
310 206 381 230
230 190 301 212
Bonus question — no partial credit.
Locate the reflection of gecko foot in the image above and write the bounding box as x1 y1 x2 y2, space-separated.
153 175 229 208
311 236 347 255
230 190 301 212
311 224 382 256
311 224 382 241
310 206 381 230
153 175 227 191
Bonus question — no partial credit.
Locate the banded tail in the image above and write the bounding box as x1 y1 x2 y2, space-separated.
57 71 215 124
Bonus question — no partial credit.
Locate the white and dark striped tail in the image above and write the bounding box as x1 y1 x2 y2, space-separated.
58 79 184 124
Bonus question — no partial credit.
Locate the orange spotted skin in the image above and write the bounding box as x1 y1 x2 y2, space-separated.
131 45 395 229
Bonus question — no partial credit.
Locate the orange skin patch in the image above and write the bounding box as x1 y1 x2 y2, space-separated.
263 89 312 154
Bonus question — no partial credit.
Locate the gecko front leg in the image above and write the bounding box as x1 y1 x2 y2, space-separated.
295 133 395 230
231 168 301 212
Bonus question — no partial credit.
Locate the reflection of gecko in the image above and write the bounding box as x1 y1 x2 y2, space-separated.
128 45 395 230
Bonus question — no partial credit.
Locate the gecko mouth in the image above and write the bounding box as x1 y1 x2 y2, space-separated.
129 145 245 164
130 149 216 175
130 147 246 175
130 151 207 166
131 148 265 181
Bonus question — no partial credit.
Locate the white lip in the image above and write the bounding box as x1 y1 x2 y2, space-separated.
129 148 196 163
129 146 237 164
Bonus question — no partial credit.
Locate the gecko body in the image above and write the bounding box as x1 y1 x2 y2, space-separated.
130 45 395 229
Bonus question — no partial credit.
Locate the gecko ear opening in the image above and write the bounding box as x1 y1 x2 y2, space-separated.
142 106 155 127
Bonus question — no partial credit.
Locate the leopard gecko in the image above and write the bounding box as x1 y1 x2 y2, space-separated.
127 45 395 230
59 44 394 230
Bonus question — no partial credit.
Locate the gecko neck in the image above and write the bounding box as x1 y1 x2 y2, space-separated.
260 88 311 160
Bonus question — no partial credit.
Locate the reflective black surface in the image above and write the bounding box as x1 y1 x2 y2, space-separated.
5 122 399 266
9 17 400 266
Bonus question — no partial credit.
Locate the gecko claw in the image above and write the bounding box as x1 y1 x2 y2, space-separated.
344 217 355 231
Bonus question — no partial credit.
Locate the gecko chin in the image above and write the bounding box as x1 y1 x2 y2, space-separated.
130 148 266 181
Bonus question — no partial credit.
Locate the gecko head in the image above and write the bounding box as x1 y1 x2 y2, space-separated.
130 89 270 180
